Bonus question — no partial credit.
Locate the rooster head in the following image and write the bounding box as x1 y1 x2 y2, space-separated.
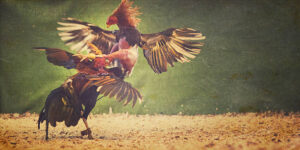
106 0 141 28
106 16 118 28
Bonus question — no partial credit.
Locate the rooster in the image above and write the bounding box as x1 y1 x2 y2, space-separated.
37 0 205 140
36 47 142 140
58 0 205 75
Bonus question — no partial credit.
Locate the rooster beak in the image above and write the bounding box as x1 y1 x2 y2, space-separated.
107 24 111 28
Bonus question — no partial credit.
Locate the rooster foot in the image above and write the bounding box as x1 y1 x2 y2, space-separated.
81 128 93 139
88 133 94 139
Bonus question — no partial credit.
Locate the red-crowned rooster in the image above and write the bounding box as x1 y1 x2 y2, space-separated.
37 0 205 140
58 0 205 75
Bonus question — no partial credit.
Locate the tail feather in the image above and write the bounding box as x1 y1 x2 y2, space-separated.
44 86 82 128
38 107 46 129
38 82 84 140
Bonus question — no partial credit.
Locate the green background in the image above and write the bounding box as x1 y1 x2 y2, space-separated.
0 0 299 114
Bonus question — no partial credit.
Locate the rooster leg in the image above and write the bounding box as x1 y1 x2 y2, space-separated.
45 120 49 140
81 118 93 139
79 87 98 139
80 111 93 139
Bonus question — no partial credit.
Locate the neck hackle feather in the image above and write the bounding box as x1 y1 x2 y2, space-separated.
112 0 141 27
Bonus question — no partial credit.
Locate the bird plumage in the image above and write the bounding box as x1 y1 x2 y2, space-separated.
110 0 141 28
36 47 142 139
140 28 205 73
37 0 205 140
57 0 205 74
57 18 116 54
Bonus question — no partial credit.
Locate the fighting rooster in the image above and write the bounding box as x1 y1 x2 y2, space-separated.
37 0 205 140
58 0 205 75
36 46 142 139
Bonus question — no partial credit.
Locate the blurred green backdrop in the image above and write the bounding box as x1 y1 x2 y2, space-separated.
0 0 299 114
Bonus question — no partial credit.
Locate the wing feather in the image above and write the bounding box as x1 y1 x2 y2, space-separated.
119 83 129 102
34 47 76 69
116 82 126 101
131 88 138 107
109 82 122 98
81 75 142 107
124 87 133 105
140 28 205 73
57 18 116 54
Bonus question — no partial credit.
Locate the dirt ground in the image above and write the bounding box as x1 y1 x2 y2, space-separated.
0 112 299 150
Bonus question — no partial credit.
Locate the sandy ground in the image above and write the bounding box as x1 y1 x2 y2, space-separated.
0 112 299 150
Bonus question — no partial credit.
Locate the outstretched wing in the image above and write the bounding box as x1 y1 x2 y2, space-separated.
140 28 205 73
81 75 142 107
34 47 76 69
57 18 116 54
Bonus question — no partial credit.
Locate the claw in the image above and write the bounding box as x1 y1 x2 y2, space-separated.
80 56 88 62
80 129 89 136
81 128 93 139
87 53 96 60
73 53 96 62
87 42 102 55
88 134 94 139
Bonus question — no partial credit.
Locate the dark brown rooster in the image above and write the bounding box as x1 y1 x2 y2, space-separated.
36 47 142 140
